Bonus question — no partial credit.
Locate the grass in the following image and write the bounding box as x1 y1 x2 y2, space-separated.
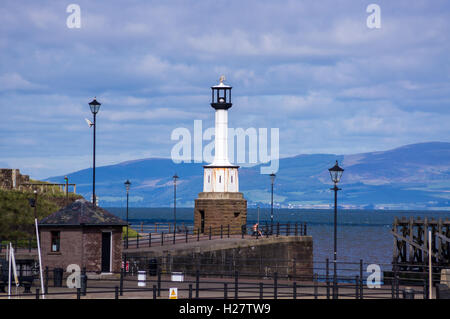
0 188 82 240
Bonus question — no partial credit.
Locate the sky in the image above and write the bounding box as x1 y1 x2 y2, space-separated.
0 0 450 179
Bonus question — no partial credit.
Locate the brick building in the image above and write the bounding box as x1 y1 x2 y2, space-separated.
39 199 127 274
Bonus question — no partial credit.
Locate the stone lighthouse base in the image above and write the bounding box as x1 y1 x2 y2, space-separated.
194 192 247 235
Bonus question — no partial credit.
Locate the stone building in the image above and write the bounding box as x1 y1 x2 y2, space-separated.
39 199 127 274
194 77 247 234
0 169 30 190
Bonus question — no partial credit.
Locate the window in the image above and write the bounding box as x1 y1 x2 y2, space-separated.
51 231 60 252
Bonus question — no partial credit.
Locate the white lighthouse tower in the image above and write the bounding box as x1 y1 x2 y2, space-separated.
203 76 239 193
194 76 247 234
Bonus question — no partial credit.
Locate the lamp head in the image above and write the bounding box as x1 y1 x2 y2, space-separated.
124 179 131 191
88 97 101 115
328 160 344 184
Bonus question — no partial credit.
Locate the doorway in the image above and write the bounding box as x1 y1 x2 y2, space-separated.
101 232 112 273
200 210 205 233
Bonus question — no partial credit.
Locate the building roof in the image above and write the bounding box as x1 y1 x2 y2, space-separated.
39 198 127 227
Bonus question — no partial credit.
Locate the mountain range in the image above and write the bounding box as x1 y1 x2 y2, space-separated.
45 142 450 210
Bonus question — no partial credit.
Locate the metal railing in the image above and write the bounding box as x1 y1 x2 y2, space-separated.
1 259 448 299
123 222 308 249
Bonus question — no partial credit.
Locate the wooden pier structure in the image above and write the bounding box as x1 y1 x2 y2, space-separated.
392 217 449 271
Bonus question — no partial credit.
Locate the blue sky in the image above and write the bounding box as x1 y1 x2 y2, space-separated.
0 0 449 179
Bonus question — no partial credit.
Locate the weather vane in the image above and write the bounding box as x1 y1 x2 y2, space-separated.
219 75 226 84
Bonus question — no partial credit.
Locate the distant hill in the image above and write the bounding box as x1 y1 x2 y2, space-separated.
45 142 450 210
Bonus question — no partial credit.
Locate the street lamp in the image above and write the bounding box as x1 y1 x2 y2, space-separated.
173 174 179 234
270 173 276 227
124 179 131 248
88 97 101 208
28 190 38 220
64 176 69 205
328 160 344 299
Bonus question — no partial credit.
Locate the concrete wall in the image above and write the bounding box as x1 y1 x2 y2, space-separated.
125 236 313 279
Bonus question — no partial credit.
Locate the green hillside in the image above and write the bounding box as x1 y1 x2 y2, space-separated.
0 188 83 240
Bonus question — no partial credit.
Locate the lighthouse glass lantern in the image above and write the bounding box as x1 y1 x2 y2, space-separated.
211 76 232 109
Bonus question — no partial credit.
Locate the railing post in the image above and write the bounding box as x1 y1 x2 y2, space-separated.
185 229 188 243
295 223 298 236
173 231 176 244
197 228 200 241
259 282 263 299
153 285 157 299
136 233 139 248
359 259 363 299
224 283 228 299
77 287 81 299
115 286 119 299
189 284 193 299
227 225 230 238
220 225 223 239
293 282 297 299
81 267 87 296
276 223 280 237
314 273 318 299
196 270 200 298
149 233 151 247
395 273 400 299
287 223 290 236
360 276 364 299
209 226 212 240
326 259 330 299
161 232 164 246
28 237 32 252
423 279 427 299
119 268 124 296
234 271 239 299
157 269 161 297
355 276 360 299
35 288 40 299
44 266 49 295
273 272 278 299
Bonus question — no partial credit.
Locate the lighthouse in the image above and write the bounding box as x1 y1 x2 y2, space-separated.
194 76 247 234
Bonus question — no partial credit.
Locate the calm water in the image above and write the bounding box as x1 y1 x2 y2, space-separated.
108 207 450 268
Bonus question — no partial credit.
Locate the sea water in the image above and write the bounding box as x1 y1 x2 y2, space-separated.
108 207 449 278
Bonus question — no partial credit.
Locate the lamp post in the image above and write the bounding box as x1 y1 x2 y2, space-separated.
173 174 179 234
88 97 101 208
328 160 344 299
124 180 131 249
270 173 276 227
64 176 69 205
28 190 38 219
